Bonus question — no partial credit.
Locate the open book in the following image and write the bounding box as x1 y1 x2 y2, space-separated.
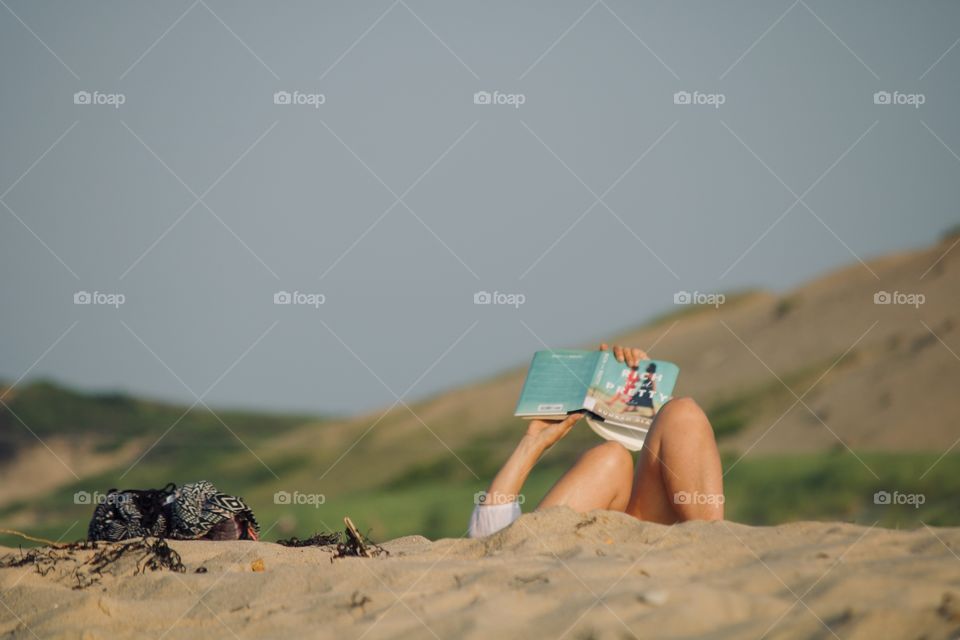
514 350 680 451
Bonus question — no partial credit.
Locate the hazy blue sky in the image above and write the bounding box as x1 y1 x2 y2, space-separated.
2 1 958 415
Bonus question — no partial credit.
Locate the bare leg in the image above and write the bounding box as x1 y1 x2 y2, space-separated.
537 441 634 512
625 397 724 523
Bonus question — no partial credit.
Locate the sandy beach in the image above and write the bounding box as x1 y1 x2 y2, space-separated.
3 508 959 639
3 2 959 639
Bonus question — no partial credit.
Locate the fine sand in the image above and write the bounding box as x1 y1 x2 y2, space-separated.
2 508 959 640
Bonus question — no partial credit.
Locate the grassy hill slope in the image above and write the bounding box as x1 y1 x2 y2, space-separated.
2 235 958 544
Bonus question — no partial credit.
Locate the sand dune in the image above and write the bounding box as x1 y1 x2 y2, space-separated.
2 237 957 528
273 234 960 480
2 508 959 639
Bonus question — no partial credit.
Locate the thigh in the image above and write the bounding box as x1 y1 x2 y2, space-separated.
625 424 681 524
537 441 634 513
625 396 723 523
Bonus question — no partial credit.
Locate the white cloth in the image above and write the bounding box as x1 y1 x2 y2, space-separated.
468 501 522 538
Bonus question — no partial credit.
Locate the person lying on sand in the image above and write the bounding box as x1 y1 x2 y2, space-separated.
469 344 724 538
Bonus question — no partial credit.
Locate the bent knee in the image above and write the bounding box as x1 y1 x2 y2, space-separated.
582 441 633 476
657 397 714 436
661 396 704 418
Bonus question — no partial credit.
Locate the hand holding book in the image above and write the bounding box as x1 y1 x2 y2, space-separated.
599 343 649 368
514 344 680 451
524 412 585 451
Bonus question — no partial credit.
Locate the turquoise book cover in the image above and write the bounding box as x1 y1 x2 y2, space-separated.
515 350 680 431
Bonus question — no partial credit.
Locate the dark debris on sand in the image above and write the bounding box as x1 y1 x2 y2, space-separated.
0 537 185 589
277 517 388 560
1 517 389 591
276 531 343 548
335 517 388 560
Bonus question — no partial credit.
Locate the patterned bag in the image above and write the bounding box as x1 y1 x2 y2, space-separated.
87 481 260 542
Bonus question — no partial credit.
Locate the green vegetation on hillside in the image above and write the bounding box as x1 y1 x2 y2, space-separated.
2 366 957 549
257 450 960 540
0 380 313 449
941 222 960 241
706 352 855 439
4 418 958 546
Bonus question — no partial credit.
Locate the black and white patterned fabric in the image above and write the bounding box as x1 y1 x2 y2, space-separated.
169 481 260 540
87 481 260 542
86 483 174 542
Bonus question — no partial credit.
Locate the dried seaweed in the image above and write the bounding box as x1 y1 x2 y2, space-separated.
332 517 388 560
0 541 97 577
0 537 185 590
276 518 388 558
276 531 343 547
85 537 184 575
